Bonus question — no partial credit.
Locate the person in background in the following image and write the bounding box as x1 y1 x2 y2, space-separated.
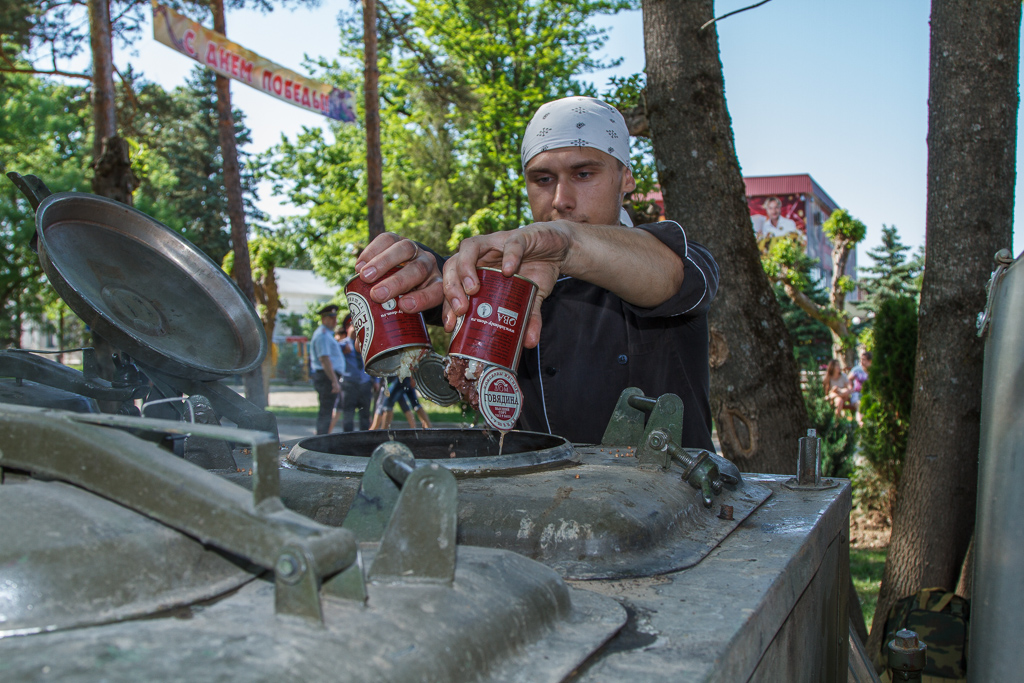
823 359 852 419
331 314 378 432
373 377 432 429
369 376 396 430
848 350 872 427
309 304 345 435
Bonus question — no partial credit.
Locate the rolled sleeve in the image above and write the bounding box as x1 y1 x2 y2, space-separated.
626 220 719 318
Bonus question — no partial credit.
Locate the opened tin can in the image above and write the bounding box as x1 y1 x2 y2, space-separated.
448 267 537 372
345 269 432 378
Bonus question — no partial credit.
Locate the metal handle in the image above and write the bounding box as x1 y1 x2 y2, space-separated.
6 172 52 211
0 404 357 621
6 173 52 254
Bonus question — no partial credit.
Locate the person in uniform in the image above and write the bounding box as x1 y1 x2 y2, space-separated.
309 304 346 435
349 96 719 449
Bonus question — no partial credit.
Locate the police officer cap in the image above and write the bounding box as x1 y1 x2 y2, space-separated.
318 304 339 317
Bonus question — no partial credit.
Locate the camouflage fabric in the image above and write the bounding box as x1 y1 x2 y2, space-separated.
878 587 969 682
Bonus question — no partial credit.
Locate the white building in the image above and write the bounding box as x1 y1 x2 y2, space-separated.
273 268 338 343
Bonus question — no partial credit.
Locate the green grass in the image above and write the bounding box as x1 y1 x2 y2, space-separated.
851 547 888 627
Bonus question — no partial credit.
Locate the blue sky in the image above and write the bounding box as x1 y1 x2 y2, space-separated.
108 0 1020 261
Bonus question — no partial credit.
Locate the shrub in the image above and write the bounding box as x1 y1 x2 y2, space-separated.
276 342 306 384
803 374 857 479
857 295 918 515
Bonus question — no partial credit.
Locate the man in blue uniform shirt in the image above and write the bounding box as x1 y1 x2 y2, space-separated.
310 304 346 435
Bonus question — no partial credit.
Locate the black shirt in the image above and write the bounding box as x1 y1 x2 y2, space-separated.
516 220 719 448
422 220 719 449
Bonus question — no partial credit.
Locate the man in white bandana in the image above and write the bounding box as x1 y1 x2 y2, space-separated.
352 96 719 449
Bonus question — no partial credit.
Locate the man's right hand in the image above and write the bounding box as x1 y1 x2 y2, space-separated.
354 233 444 314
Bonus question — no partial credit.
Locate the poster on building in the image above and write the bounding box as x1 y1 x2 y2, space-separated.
151 1 356 123
748 194 806 253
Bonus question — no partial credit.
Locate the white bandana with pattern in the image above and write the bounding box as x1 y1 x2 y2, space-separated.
521 96 634 226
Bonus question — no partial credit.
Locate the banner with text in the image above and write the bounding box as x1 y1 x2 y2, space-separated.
152 1 355 122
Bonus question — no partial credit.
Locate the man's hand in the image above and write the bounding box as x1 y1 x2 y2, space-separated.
354 232 444 313
442 222 573 348
441 220 684 348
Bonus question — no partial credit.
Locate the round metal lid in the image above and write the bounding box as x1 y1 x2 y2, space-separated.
286 428 577 477
413 352 462 406
34 194 266 380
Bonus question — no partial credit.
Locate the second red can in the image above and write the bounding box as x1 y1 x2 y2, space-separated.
448 267 537 372
345 268 432 377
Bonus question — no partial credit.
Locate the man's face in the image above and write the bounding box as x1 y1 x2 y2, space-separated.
524 147 636 226
322 313 338 331
765 200 781 223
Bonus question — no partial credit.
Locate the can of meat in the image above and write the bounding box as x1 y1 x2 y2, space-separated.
345 269 432 378
447 267 537 372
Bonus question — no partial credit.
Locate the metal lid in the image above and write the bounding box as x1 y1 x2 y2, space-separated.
34 193 266 381
412 352 462 406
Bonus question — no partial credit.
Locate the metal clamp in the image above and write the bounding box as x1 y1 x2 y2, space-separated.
977 248 1015 338
645 430 723 507
601 387 683 460
343 441 459 586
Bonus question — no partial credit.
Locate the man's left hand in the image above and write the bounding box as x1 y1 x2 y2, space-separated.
442 222 573 348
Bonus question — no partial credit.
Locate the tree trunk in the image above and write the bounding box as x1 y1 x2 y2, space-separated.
829 239 854 367
642 0 808 473
867 0 1020 655
211 0 265 408
87 0 132 409
363 0 384 239
254 265 280 396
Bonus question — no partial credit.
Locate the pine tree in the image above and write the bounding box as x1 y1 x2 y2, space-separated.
859 224 921 309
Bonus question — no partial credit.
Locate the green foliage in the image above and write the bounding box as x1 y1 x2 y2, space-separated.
124 67 263 265
603 73 645 109
275 341 306 384
823 208 867 244
858 295 918 509
262 0 637 280
774 283 831 368
803 374 857 479
0 72 91 347
859 224 922 310
278 312 306 337
447 206 503 252
762 233 819 289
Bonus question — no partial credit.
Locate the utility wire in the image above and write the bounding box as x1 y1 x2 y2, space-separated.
700 0 775 31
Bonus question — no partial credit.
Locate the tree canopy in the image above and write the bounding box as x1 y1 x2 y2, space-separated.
262 0 636 286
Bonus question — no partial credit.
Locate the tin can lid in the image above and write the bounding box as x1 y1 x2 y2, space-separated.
413 352 462 407
477 365 522 432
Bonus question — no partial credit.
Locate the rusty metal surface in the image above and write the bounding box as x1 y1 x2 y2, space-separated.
0 548 626 683
570 475 852 683
0 479 253 637
255 436 772 580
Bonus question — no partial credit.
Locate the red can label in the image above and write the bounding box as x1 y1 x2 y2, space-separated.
448 268 537 372
345 269 431 369
478 366 522 432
